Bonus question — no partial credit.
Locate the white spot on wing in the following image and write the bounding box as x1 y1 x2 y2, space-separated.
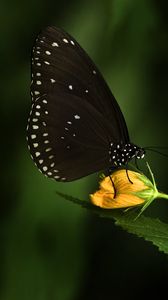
43 166 48 171
63 38 68 43
33 143 38 148
47 172 52 176
45 148 52 152
33 125 39 129
34 91 40 95
52 42 59 47
35 152 40 157
74 115 80 119
49 155 54 159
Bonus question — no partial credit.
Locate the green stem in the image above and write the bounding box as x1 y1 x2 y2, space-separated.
146 162 157 189
157 192 168 200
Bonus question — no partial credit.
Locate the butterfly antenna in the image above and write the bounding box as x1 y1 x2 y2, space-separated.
145 146 168 149
144 148 168 158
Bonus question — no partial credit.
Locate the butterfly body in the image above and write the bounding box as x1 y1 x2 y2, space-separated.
109 143 145 167
27 26 145 181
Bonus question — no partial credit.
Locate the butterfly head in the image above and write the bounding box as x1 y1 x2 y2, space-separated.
134 146 146 160
124 144 146 161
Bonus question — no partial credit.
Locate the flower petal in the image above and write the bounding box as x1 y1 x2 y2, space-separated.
91 170 149 209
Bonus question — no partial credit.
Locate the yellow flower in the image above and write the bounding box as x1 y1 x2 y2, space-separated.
90 164 168 213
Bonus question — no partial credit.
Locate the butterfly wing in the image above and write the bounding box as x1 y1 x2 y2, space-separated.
31 26 129 143
27 26 130 181
27 92 112 181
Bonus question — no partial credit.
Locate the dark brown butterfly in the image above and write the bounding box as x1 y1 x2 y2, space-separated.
27 26 145 181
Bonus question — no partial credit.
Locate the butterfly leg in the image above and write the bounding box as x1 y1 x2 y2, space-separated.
135 157 140 171
108 167 117 198
135 157 144 174
125 165 133 184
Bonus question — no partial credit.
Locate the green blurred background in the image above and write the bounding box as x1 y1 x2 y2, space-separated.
1 0 168 299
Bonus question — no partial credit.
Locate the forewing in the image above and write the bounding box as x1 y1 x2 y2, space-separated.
30 26 129 143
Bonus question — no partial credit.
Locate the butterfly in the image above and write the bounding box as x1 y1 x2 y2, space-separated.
27 26 145 182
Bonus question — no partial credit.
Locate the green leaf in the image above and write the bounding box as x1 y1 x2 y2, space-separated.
114 213 168 255
56 191 168 255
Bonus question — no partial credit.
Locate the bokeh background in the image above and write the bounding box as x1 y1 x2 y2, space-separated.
1 0 168 299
